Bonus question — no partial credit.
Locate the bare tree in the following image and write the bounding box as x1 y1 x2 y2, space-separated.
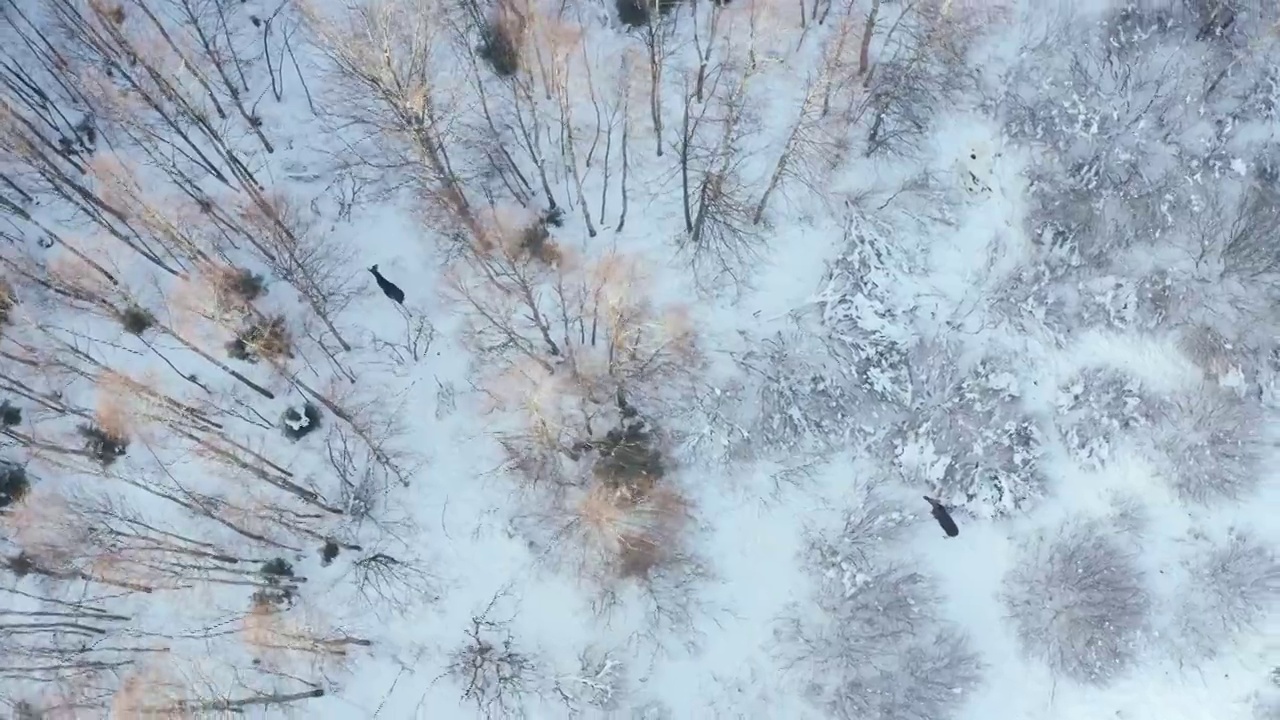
553 646 626 714
847 0 1002 156
775 481 982 719
752 64 847 224
1151 386 1263 503
233 190 358 354
301 0 485 242
446 591 540 719
449 218 702 486
1170 530 1279 662
1002 519 1151 685
675 47 763 289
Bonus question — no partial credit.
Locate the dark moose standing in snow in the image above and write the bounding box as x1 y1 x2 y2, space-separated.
369 264 405 305
924 496 959 537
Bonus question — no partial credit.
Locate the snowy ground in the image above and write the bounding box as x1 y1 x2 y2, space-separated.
1 0 1278 717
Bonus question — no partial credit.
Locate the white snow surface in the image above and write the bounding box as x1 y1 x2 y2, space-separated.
1 0 1278 718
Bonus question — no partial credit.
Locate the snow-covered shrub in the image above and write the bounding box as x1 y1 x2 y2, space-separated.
674 379 755 466
1215 184 1280 280
776 485 982 720
1178 324 1247 383
1151 387 1262 503
1171 531 1279 660
1101 3 1178 57
997 12 1205 306
742 330 862 455
1056 368 1156 470
281 402 322 441
896 350 1044 517
1183 0 1245 41
816 215 912 408
1003 520 1151 685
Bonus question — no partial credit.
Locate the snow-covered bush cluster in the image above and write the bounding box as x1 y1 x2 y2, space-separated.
815 214 914 409
1150 387 1263 503
895 349 1044 517
1003 519 1151 685
777 484 982 719
992 4 1280 362
1170 530 1279 661
741 330 862 456
1055 368 1156 470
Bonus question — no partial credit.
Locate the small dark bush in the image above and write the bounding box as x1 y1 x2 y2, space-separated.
7 552 35 577
517 211 564 264
320 540 340 566
78 423 128 466
478 19 521 76
281 402 321 441
615 0 683 27
227 315 293 363
519 221 551 256
254 557 297 608
0 277 14 326
261 557 294 579
13 700 42 720
222 267 267 303
226 337 251 362
592 414 665 500
0 460 29 509
119 305 155 336
0 400 21 427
